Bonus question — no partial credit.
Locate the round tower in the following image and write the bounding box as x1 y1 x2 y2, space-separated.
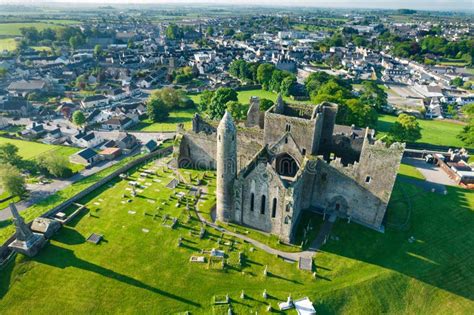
216 111 237 222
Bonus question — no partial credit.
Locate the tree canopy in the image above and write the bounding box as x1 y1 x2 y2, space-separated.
72 110 86 127
388 114 422 143
0 164 26 198
208 88 238 119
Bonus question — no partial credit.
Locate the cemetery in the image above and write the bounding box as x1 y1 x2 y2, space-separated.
0 153 473 314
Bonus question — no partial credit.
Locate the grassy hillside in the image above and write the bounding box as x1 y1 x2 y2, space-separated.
1 160 473 314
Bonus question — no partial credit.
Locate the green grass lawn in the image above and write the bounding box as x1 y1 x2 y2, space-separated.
0 38 18 51
133 109 195 132
377 114 468 148
189 89 311 106
0 151 154 243
0 22 64 36
0 136 80 161
1 156 473 314
398 163 426 181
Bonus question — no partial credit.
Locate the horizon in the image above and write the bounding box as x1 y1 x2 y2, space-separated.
0 0 472 13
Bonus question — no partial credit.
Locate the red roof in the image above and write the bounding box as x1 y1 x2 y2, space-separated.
100 147 121 155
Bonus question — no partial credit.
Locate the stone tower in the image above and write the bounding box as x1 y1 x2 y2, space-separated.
245 96 260 128
216 111 237 222
275 93 285 114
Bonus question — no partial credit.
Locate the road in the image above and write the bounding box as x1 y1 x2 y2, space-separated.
400 157 457 194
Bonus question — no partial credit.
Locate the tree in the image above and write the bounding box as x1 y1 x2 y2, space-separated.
20 27 39 44
165 24 183 40
223 28 235 36
280 75 297 96
257 63 275 90
152 87 192 110
360 81 387 111
345 99 378 128
458 103 474 146
450 77 464 87
69 35 84 50
198 90 214 112
94 44 103 58
269 70 291 93
75 74 87 89
206 26 214 36
226 101 247 120
147 93 169 122
37 155 72 178
260 98 274 111
388 114 422 143
208 88 238 119
72 110 86 127
0 164 26 198
0 143 22 167
40 28 56 41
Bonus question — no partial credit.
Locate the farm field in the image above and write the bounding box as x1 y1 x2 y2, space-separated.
0 22 64 36
0 38 18 51
1 156 473 314
377 114 468 148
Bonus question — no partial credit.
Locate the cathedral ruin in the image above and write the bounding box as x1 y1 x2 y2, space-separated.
175 95 404 243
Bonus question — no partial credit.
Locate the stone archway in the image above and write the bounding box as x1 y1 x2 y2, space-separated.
327 195 349 215
275 153 299 177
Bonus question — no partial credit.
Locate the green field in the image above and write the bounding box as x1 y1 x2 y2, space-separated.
37 19 81 25
1 155 473 313
0 38 18 51
133 109 195 132
398 163 426 180
377 114 468 148
0 22 64 36
189 89 311 106
0 137 79 160
0 149 158 243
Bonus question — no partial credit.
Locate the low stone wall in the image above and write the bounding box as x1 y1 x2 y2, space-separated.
0 146 173 265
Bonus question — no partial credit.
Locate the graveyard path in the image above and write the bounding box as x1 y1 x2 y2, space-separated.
194 201 335 262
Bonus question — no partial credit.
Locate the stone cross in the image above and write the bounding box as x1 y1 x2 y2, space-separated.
10 203 33 242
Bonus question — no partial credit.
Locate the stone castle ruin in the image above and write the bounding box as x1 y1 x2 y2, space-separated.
175 95 404 243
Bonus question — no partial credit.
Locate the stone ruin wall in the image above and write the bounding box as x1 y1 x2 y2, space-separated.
263 111 323 156
177 128 264 171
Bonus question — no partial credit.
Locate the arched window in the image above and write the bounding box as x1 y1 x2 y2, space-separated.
250 193 255 211
260 195 266 214
272 198 277 218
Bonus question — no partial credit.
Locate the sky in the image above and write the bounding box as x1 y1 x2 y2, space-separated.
0 0 472 11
